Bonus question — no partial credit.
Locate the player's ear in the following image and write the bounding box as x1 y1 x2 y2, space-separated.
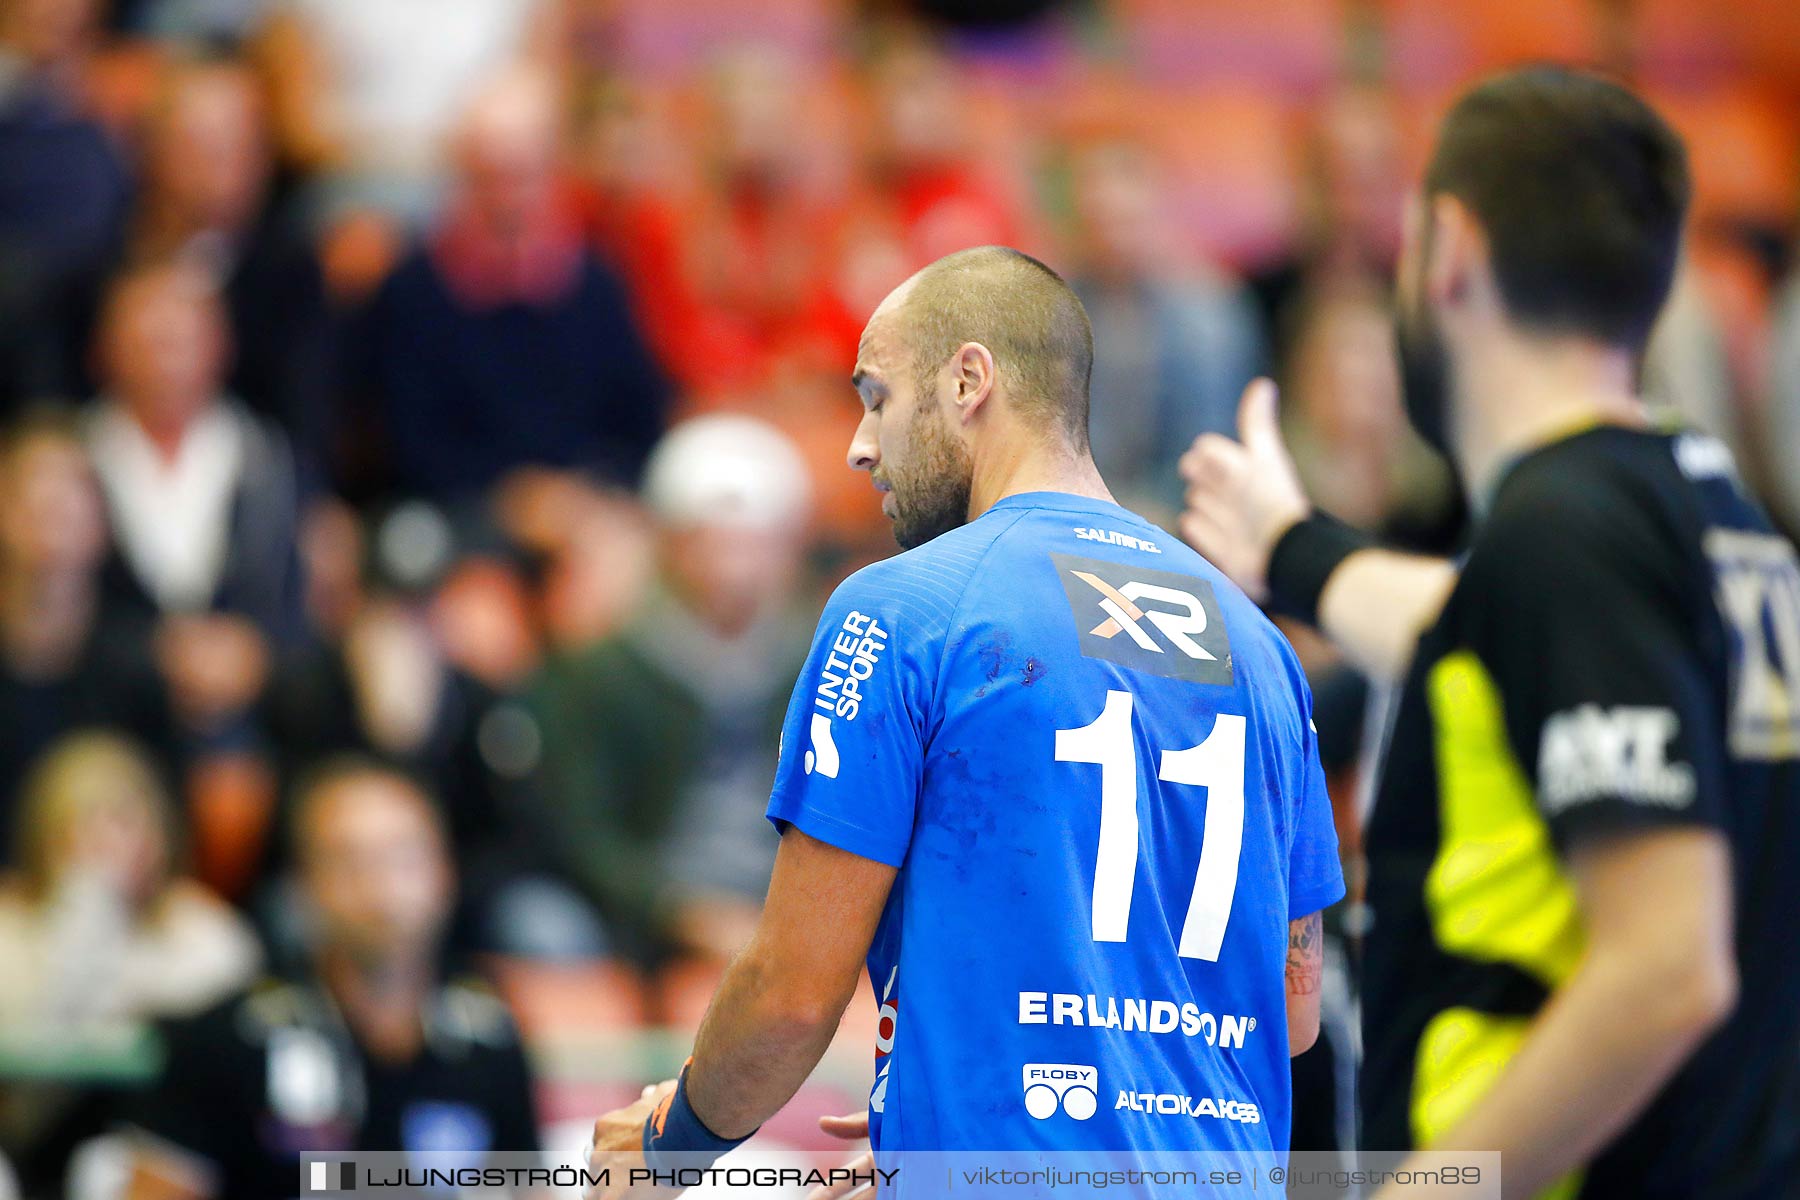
1425 193 1493 320
952 341 996 422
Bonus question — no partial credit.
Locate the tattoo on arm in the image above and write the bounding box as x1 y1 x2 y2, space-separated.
1287 912 1322 998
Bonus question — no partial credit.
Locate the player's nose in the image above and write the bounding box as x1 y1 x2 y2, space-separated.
847 412 879 473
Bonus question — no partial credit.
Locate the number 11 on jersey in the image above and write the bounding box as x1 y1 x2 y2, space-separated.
1055 690 1246 962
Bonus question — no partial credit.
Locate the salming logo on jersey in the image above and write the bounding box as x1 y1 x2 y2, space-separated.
1051 553 1233 684
1073 526 1162 553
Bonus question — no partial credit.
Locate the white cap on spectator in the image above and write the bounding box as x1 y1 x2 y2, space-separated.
642 415 812 530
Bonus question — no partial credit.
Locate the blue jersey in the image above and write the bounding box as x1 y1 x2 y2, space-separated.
767 492 1343 1158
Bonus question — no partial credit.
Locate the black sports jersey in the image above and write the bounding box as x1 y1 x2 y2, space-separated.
129 975 540 1199
1360 425 1800 1198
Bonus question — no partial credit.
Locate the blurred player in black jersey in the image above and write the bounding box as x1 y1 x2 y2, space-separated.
1180 67 1800 1198
123 761 540 1200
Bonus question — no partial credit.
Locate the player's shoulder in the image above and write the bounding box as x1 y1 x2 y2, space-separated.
1496 423 1756 527
827 509 1030 625
1477 425 1704 581
1460 428 1777 647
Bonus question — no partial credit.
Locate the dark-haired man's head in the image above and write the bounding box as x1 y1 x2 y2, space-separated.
96 260 231 440
1396 67 1690 453
143 60 270 240
0 410 106 579
292 759 454 972
849 246 1094 549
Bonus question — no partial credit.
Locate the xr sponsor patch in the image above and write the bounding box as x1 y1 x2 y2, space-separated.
1052 553 1233 685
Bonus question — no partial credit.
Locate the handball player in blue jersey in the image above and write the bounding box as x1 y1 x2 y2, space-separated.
589 247 1343 1185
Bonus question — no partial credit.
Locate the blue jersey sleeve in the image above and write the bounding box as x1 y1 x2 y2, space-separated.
1288 714 1346 919
766 569 938 868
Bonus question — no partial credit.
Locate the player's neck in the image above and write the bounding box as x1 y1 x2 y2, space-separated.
317 945 433 1063
968 436 1116 520
1454 331 1646 509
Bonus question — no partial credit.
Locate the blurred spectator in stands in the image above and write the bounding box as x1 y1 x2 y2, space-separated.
125 760 540 1199
83 262 297 899
1273 282 1457 789
752 30 1036 379
85 262 306 748
131 57 336 474
257 0 553 226
865 32 1022 264
778 30 1030 374
87 260 306 638
0 411 178 862
568 77 708 393
0 732 258 1028
430 552 543 692
535 485 657 652
264 503 597 959
1279 284 1454 546
1767 274 1800 538
667 44 849 395
1249 83 1404 366
353 65 666 504
1067 136 1265 517
527 417 811 966
0 732 258 1191
0 0 132 407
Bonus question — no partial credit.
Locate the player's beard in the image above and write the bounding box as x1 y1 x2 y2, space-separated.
1395 293 1454 458
1395 214 1456 458
887 401 973 550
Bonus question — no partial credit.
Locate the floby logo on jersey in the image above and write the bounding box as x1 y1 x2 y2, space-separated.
804 610 889 777
1022 1064 1098 1121
1052 553 1232 684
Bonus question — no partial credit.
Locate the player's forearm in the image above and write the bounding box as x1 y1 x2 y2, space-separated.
684 943 856 1140
1316 550 1458 683
1387 944 1734 1199
1285 912 1323 1057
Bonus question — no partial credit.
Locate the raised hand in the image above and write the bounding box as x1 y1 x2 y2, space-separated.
1177 377 1311 603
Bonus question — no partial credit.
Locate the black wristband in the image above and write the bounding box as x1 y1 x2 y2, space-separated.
642 1062 753 1172
1265 512 1375 626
